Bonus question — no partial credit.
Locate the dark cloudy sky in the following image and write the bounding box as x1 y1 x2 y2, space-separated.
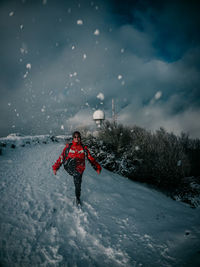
1 0 200 137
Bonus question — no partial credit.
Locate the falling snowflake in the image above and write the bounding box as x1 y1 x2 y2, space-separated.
9 11 14 17
118 75 122 80
41 106 46 112
61 125 64 130
97 93 104 101
26 63 31 70
121 48 125 53
72 45 75 50
20 48 25 54
94 29 100 36
155 91 162 100
20 43 28 54
77 20 83 25
23 71 28 79
83 54 87 60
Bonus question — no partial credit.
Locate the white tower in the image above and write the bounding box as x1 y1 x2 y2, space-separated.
93 110 105 128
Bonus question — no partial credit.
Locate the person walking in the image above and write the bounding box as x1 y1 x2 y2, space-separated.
52 131 101 206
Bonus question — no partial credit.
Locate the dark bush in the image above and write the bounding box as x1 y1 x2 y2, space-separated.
88 122 191 190
0 142 6 147
179 133 200 177
83 121 199 206
98 121 132 155
50 136 59 142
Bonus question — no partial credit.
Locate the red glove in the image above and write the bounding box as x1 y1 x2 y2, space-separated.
96 166 101 174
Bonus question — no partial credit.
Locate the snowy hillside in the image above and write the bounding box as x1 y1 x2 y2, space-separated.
0 135 200 266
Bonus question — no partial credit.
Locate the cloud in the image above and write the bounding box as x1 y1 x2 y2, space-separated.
118 98 200 138
0 0 200 138
68 108 95 129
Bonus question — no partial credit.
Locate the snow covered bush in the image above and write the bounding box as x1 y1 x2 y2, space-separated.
172 176 200 208
97 121 132 156
84 122 195 193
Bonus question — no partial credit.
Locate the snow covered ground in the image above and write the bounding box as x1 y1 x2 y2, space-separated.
0 135 200 266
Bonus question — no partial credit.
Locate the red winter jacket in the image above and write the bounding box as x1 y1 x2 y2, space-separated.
52 140 101 174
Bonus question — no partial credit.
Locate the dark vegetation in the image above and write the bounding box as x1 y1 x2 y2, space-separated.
1 125 199 207
82 121 200 208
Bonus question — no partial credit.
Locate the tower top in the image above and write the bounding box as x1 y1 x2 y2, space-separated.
93 110 105 120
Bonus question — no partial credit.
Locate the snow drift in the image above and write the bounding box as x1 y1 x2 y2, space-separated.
0 135 200 266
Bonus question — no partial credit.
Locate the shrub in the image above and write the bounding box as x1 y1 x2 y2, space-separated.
91 122 191 190
98 121 132 155
179 133 200 177
142 128 190 189
82 121 200 206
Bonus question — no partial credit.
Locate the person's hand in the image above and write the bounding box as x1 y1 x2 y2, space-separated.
53 169 57 175
97 168 101 174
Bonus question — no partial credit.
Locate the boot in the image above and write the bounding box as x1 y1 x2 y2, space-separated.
76 197 81 206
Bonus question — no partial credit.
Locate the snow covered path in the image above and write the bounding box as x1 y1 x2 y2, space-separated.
0 142 200 266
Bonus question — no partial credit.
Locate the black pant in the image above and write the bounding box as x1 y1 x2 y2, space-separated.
73 172 83 200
